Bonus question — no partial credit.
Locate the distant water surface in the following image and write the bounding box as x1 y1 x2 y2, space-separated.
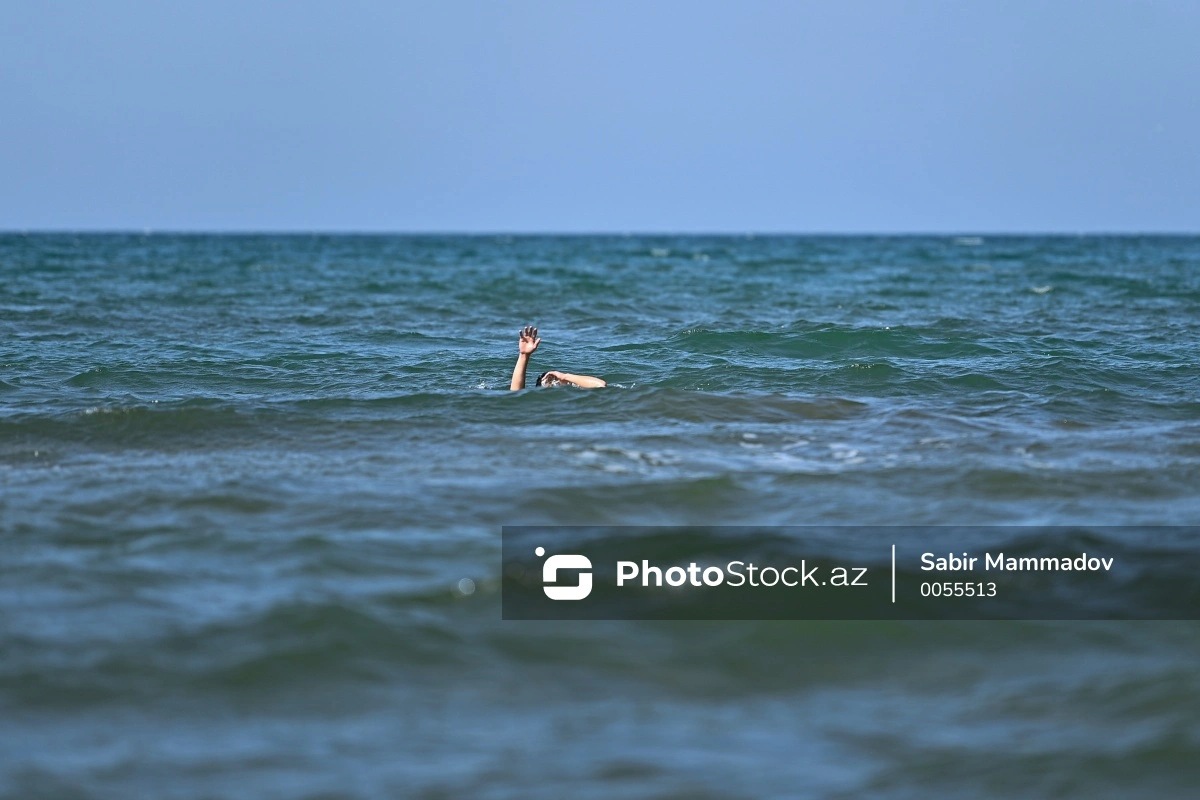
2 234 1199 798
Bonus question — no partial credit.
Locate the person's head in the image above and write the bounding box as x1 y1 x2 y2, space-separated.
535 371 564 387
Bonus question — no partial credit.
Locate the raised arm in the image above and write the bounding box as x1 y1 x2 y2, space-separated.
509 326 540 390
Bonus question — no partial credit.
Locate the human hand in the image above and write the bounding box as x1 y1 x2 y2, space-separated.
518 325 541 355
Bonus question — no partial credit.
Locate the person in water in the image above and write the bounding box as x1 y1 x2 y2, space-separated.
509 326 606 390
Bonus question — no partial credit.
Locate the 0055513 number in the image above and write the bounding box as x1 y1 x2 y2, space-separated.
920 581 997 597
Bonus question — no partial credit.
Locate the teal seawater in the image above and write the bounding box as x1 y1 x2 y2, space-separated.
2 234 1200 797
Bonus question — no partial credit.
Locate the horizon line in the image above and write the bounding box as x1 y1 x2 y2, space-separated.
2 228 1198 237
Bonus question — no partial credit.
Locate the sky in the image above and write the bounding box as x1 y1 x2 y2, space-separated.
1 0 1197 233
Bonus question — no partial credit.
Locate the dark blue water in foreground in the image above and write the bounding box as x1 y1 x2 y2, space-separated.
2 234 1199 798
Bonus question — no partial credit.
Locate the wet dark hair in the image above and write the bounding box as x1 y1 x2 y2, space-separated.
534 372 549 387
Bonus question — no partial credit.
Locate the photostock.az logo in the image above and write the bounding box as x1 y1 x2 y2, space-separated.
536 546 592 600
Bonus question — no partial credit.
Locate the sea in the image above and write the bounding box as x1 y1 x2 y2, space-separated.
2 233 1199 798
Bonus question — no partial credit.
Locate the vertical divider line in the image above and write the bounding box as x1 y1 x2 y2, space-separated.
891 545 896 604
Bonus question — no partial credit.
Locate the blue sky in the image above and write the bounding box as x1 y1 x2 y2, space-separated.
2 0 1196 232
